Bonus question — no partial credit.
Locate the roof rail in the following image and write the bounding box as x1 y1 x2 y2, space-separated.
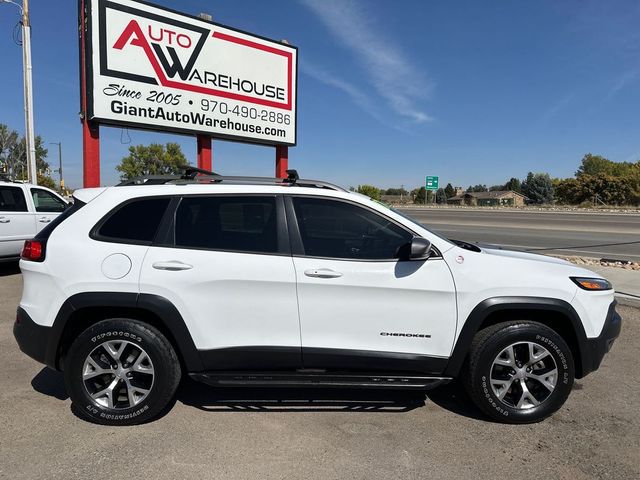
116 168 346 192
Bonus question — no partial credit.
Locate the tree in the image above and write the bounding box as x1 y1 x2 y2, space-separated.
0 123 53 185
504 177 521 193
466 184 488 192
555 175 637 205
355 184 382 200
384 187 409 196
576 153 639 200
444 183 456 198
521 172 554 204
489 185 504 191
436 188 447 204
116 142 189 180
576 153 637 177
37 174 57 190
0 124 19 173
412 186 426 204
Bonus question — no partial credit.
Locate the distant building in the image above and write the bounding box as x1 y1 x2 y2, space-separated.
447 190 527 207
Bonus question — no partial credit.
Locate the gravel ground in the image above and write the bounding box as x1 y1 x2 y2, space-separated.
0 266 638 480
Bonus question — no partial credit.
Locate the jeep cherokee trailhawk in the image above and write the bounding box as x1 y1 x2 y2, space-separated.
13 169 622 425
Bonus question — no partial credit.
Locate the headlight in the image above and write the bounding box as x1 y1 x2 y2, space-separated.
571 277 613 291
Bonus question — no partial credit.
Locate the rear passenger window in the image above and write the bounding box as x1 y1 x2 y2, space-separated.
175 196 277 253
97 197 170 243
0 186 27 212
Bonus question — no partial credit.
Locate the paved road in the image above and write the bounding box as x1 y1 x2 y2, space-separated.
398 208 640 262
1 268 639 479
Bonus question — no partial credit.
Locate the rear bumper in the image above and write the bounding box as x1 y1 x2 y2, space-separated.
580 301 622 377
13 307 55 368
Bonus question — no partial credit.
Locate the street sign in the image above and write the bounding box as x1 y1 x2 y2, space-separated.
425 176 439 190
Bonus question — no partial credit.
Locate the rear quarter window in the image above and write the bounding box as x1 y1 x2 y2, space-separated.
93 197 171 244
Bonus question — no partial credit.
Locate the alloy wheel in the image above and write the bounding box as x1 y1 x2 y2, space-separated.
82 340 155 409
490 341 558 409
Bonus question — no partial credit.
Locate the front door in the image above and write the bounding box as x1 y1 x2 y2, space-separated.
29 187 67 233
140 194 301 371
287 196 457 374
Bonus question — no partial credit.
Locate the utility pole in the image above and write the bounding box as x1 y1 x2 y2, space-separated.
22 0 37 184
49 142 63 190
2 0 37 184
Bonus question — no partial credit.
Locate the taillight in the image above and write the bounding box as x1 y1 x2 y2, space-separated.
21 240 44 262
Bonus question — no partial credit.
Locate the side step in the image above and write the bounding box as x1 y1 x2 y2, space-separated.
189 372 452 390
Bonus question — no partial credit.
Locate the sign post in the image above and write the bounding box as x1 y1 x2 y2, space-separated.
80 0 298 186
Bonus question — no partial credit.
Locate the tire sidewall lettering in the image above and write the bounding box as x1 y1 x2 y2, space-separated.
481 375 509 416
91 331 142 344
85 403 149 420
535 334 570 383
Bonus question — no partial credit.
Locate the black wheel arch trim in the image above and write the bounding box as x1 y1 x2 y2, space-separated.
47 292 204 372
443 296 591 378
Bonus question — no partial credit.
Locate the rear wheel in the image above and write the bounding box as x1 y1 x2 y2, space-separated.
64 318 181 425
463 321 574 423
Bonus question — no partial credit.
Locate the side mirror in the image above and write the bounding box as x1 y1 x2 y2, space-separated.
409 237 432 260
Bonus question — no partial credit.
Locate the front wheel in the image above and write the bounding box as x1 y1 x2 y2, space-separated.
64 318 181 425
463 321 575 423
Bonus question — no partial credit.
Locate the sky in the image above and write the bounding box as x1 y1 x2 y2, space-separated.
1 0 639 190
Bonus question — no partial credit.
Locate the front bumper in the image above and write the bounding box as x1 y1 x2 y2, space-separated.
580 301 622 377
13 307 54 367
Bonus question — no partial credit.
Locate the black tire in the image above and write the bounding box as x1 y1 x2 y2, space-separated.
64 318 181 425
463 321 574 424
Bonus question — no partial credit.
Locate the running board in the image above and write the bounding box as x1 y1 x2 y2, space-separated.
189 372 452 390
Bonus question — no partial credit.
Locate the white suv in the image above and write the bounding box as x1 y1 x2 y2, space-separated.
13 169 622 425
0 177 68 261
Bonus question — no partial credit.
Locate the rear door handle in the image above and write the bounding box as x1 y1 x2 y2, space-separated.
0 217 9 223
38 217 51 223
304 268 343 279
152 261 193 271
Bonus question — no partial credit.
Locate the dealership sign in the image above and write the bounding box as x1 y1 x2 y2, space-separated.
86 0 297 145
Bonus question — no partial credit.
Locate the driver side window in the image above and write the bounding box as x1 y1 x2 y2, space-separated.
291 197 413 260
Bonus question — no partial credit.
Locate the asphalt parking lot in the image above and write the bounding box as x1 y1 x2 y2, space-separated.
1 264 639 480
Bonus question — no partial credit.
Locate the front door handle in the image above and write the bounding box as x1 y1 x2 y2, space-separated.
304 268 343 279
38 217 51 223
152 261 193 271
0 217 9 223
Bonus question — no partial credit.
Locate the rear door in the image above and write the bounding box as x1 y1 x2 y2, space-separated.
0 185 35 258
29 187 67 232
139 194 301 371
287 195 457 374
